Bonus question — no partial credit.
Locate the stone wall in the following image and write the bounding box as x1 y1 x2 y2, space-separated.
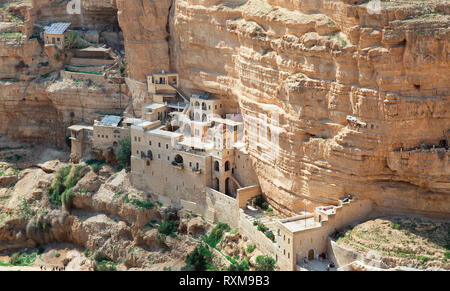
237 185 261 209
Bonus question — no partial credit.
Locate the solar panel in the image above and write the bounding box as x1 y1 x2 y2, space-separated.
44 23 71 34
99 115 122 127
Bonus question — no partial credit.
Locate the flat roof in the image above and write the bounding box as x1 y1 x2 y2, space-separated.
44 22 71 34
99 115 122 127
77 46 110 52
68 124 93 131
146 126 183 138
178 137 214 150
143 103 167 110
280 217 321 233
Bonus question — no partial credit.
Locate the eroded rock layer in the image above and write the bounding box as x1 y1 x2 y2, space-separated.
165 0 450 215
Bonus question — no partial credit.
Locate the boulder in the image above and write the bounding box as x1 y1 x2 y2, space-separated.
187 217 206 236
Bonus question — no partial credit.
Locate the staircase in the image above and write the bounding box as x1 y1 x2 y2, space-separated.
242 206 278 234
170 84 190 103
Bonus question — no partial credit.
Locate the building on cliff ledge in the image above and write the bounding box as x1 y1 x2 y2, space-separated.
68 124 93 163
43 22 71 49
129 86 258 208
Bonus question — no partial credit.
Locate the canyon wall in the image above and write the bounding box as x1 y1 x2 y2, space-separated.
166 0 449 215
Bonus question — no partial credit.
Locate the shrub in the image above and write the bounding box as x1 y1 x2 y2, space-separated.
182 243 212 271
158 220 179 236
445 252 450 259
246 244 256 254
117 137 131 169
254 195 269 210
257 223 268 233
203 222 230 248
265 230 275 241
47 165 84 206
227 260 249 271
9 252 37 266
419 256 430 264
391 222 401 229
91 163 102 174
254 255 276 271
95 257 118 271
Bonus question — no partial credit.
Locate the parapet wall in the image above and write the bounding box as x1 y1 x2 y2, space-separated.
205 187 239 228
238 209 277 256
237 185 261 209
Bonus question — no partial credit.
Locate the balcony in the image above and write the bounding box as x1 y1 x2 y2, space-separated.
171 161 184 169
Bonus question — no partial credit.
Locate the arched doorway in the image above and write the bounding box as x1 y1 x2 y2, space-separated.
225 177 230 196
174 154 183 164
225 161 230 171
214 177 219 191
308 249 314 260
214 161 220 172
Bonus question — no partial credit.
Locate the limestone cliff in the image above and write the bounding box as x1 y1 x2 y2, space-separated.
120 0 450 215
1 0 449 217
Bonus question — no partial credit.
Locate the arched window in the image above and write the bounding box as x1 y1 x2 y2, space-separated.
174 154 183 164
202 102 207 110
194 101 200 109
202 113 207 122
214 161 220 172
225 161 230 171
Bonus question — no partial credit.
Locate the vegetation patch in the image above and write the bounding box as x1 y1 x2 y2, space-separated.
46 165 85 208
202 222 230 249
94 257 118 271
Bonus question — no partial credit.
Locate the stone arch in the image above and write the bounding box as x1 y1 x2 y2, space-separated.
174 154 183 164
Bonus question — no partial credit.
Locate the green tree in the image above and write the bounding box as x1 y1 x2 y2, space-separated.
117 137 131 169
254 255 276 271
182 244 212 271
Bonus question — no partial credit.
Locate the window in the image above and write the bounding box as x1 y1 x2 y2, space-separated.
138 137 141 142
214 161 220 171
149 141 152 146
158 154 160 159
134 137 137 141
225 161 230 171
158 142 161 148
166 144 168 149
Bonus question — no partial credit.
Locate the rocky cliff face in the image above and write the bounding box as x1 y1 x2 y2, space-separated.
0 0 125 147
121 0 450 215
